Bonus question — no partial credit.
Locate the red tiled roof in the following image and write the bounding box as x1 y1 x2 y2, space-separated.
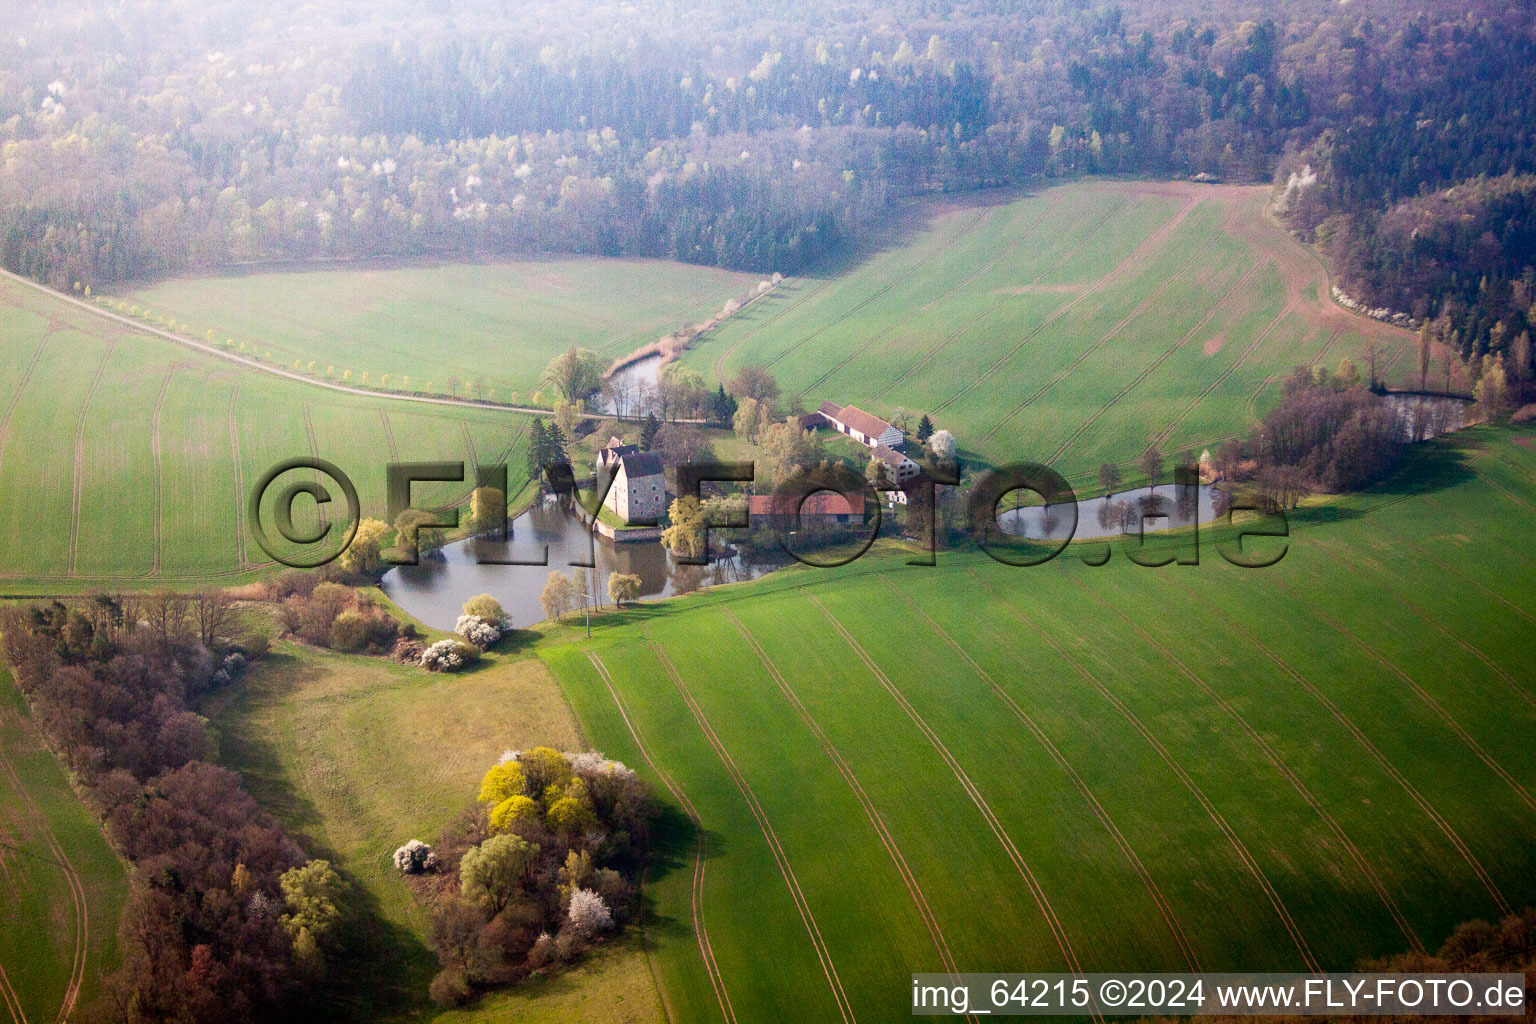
835 405 896 438
872 443 914 468
748 492 865 517
818 400 844 418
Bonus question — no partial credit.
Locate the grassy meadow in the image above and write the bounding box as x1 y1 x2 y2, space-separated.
0 274 535 591
538 426 1536 1023
687 180 1420 485
118 259 760 402
0 667 128 1024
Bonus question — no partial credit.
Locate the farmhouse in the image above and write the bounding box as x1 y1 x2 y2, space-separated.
871 443 922 484
748 491 865 526
602 451 666 524
822 403 904 450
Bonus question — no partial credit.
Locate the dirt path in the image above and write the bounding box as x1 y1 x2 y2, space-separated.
0 962 28 1024
881 579 1204 970
377 409 400 464
1065 574 1425 954
67 343 120 576
808 594 1104 1014
970 570 1322 973
643 634 858 1024
1203 602 1511 917
148 367 176 577
586 652 738 1024
0 711 88 1024
227 388 249 569
931 196 1197 418
719 608 970 989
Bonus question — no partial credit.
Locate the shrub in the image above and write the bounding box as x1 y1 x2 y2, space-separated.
393 839 438 874
428 967 471 1007
462 594 507 625
329 611 370 652
421 639 479 672
1512 403 1536 424
454 615 502 648
567 889 613 938
392 638 425 664
222 652 247 677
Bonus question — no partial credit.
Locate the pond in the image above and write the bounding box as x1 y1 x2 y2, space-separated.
997 483 1221 542
600 353 663 417
1384 392 1472 442
381 495 771 630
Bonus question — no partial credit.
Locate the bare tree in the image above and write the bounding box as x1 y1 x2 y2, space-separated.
191 590 237 648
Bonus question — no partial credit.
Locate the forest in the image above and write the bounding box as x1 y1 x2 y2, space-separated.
2 0 1532 352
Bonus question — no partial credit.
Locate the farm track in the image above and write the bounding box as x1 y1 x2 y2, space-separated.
968 570 1322 974
643 634 859 1024
586 652 738 1024
718 608 969 987
801 200 1059 397
977 232 1221 446
928 197 1195 420
879 579 1203 971
1402 529 1536 628
0 962 26 1024
1063 574 1426 953
807 594 1102 1008
1199 600 1512 916
0 334 51 483
759 209 993 375
1141 294 1298 456
148 367 175 577
460 422 481 475
378 410 400 463
1320 542 1536 712
1266 574 1536 816
67 343 120 576
1041 258 1270 466
0 709 88 1024
227 388 248 568
710 277 837 382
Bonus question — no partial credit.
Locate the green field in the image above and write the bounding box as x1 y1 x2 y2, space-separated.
539 426 1536 1023
687 180 1419 484
0 668 128 1023
0 273 537 590
118 259 760 402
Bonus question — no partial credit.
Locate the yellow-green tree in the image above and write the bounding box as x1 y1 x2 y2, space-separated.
460 833 538 915
477 761 526 805
279 860 343 939
337 518 389 575
661 496 708 558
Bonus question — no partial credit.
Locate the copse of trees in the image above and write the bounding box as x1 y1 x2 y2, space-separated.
412 750 653 1007
0 596 337 1024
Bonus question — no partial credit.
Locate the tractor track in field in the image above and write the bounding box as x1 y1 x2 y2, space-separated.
0 710 88 1024
1063 574 1426 954
1319 540 1536 713
969 570 1322 974
872 197 1132 404
807 595 1103 1012
460 422 481 475
1475 470 1536 514
644 635 859 1024
710 276 836 382
719 608 971 990
0 962 27 1024
378 409 400 463
758 208 994 376
977 232 1221 447
1142 297 1300 456
880 579 1204 971
586 652 738 1024
1402 529 1536 629
929 196 1194 420
0 334 51 484
67 343 121 576
227 388 249 568
1039 258 1270 467
801 200 1060 399
1201 602 1512 917
147 367 176 577
1267 574 1536 817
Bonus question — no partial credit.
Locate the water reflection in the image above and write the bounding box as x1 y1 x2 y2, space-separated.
998 483 1220 541
381 496 772 630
